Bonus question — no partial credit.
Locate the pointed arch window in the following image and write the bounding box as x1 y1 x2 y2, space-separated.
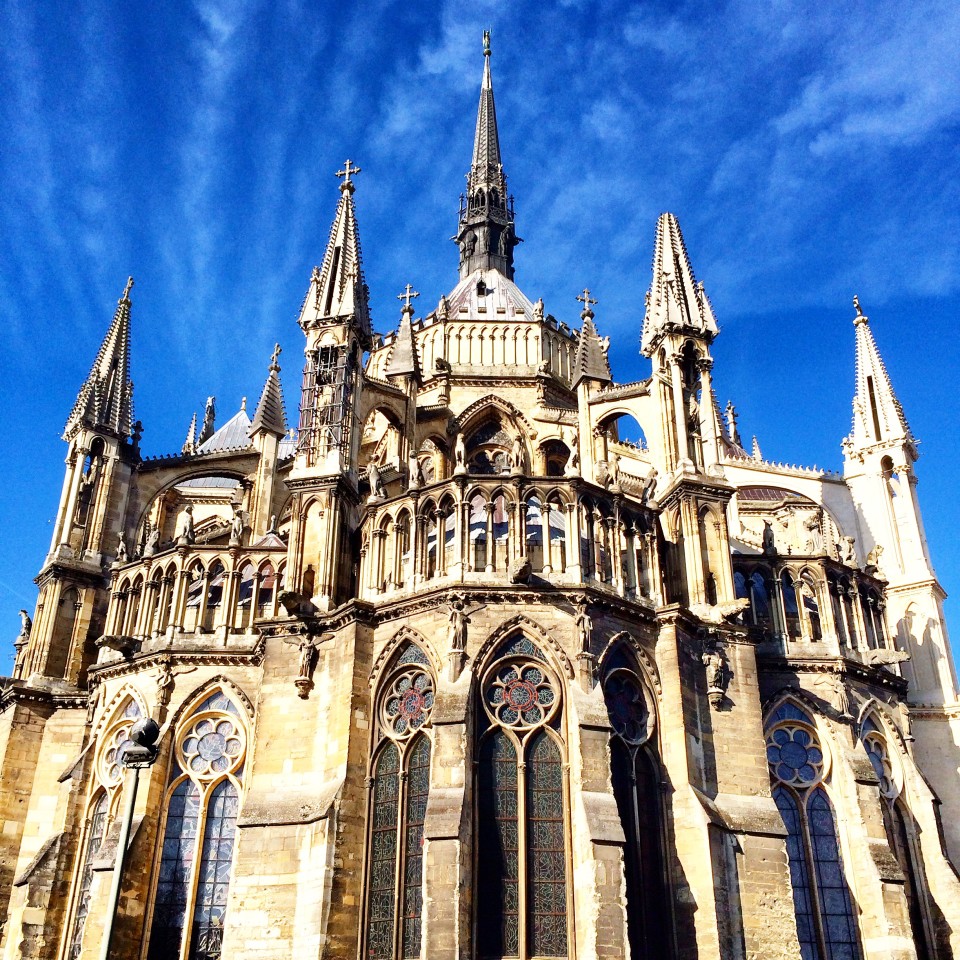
861 717 931 960
603 661 673 960
146 690 246 960
766 702 861 960
364 643 435 960
66 791 108 959
476 636 569 960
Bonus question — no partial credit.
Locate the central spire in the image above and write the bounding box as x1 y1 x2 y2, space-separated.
455 31 518 280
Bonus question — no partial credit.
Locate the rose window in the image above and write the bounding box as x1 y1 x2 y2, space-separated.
604 673 649 744
382 669 434 738
178 713 245 778
766 723 824 787
100 724 136 787
484 659 557 730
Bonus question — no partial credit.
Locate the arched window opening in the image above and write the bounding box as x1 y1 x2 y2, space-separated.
395 512 411 588
49 586 80 678
526 497 544 572
467 417 513 475
364 643 435 960
862 718 931 960
492 493 509 572
256 563 276 618
67 792 109 959
767 703 861 960
541 440 570 478
476 638 568 960
698 509 718 606
604 668 672 960
147 691 246 960
202 561 225 632
547 497 567 573
442 501 456 574
780 571 801 641
800 577 823 642
470 495 488 571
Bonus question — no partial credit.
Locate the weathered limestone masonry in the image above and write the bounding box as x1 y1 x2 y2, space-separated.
3 33 960 960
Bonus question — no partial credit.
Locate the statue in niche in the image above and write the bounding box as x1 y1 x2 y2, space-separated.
762 521 776 556
609 453 621 488
408 454 424 489
367 461 385 500
454 430 467 474
804 511 823 554
565 431 580 476
511 435 524 472
176 505 196 546
447 596 469 653
229 505 244 546
701 639 729 708
464 232 477 256
115 533 128 564
574 599 592 655
156 656 175 708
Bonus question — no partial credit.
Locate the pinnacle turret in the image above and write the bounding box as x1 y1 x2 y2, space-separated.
64 277 136 441
386 286 422 381
298 160 371 339
571 290 611 388
847 295 915 454
641 213 718 357
455 32 518 280
250 343 289 438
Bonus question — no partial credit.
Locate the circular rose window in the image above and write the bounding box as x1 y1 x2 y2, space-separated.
484 659 558 730
383 669 435 738
178 714 245 778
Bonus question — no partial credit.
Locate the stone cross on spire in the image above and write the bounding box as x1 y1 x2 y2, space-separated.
270 342 282 369
577 288 598 319
121 276 134 301
336 159 361 193
397 284 420 314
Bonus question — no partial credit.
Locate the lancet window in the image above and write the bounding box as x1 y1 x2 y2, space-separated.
766 701 861 960
603 660 673 960
146 689 247 960
66 697 143 957
476 636 569 960
364 643 435 960
861 717 931 960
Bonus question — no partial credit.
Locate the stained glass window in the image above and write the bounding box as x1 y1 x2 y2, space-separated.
767 706 861 960
526 732 567 958
477 640 569 959
147 691 246 960
368 743 400 960
190 780 239 960
478 730 520 959
364 649 435 960
149 780 201 960
67 792 108 959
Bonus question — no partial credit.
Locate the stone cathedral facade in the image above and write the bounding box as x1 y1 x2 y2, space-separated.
2 36 960 960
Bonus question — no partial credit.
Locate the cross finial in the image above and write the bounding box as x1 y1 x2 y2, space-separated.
270 342 282 370
397 283 420 314
852 294 869 325
336 159 361 193
483 30 491 57
120 276 134 302
576 288 598 318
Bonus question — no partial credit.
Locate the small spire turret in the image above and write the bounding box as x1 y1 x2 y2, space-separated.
572 290 611 388
182 412 197 455
250 343 288 438
455 32 518 279
386 286 422 381
64 277 135 441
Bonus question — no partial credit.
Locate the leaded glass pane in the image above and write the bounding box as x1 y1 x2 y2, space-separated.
367 743 400 960
498 635 545 660
771 701 811 725
478 731 519 959
774 787 819 960
195 692 240 716
604 672 649 744
807 789 861 960
526 731 567 958
148 780 202 960
397 643 430 666
190 779 239 960
401 737 431 958
67 793 109 960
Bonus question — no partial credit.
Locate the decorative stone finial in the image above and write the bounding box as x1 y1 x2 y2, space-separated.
483 29 491 57
270 342 282 371
120 276 134 302
852 293 868 326
397 283 420 315
576 287 598 319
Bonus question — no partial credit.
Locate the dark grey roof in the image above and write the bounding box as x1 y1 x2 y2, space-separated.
196 407 252 453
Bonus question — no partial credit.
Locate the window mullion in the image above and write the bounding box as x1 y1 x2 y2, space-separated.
518 751 528 960
799 790 828 960
180 780 209 960
393 763 409 960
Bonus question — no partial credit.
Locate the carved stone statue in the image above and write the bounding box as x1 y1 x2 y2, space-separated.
565 431 580 477
762 521 776 556
408 455 423 489
144 526 160 557
367 461 385 500
115 534 128 564
839 535 857 567
464 232 477 256
865 544 884 569
229 505 244 546
609 453 621 488
701 641 729 708
454 431 467 474
533 298 544 320
156 657 175 707
176 505 196 546
574 600 592 655
640 466 658 504
447 597 469 653
511 435 524 472
510 556 532 584
15 610 31 652
803 511 823 554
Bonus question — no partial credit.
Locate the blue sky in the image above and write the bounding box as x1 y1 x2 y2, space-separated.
2 0 959 671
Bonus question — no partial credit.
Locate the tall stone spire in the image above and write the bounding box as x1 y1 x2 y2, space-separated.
64 277 135 441
640 213 718 357
847 295 915 453
455 32 518 280
250 343 289 438
299 159 371 339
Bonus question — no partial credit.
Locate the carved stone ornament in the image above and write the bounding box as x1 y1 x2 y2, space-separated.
283 631 334 699
700 637 730 709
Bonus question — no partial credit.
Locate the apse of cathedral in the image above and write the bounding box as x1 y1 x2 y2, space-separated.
3 33 960 960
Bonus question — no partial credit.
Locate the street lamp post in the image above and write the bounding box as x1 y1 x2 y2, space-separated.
98 717 160 960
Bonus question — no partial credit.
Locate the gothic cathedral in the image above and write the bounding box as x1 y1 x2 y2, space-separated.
3 35 959 960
